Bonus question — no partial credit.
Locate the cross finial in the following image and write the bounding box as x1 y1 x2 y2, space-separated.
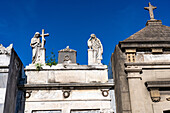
40 29 49 48
144 2 157 20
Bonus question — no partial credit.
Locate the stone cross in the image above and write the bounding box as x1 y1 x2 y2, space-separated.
40 29 49 48
144 2 157 20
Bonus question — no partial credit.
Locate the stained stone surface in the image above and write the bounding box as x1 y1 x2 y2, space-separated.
0 44 25 113
0 73 8 88
24 60 114 113
25 65 108 84
111 20 170 113
58 46 77 64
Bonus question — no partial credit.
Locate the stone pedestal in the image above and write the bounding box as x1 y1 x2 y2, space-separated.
88 49 97 65
39 48 46 64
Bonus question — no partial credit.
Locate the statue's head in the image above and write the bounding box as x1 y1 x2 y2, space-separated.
90 34 96 39
34 32 40 38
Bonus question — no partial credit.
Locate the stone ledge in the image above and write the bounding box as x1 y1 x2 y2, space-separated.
25 64 108 71
125 62 170 66
0 65 9 68
125 67 142 73
19 83 114 90
26 99 112 102
119 42 170 49
145 81 170 88
0 68 9 73
146 20 162 26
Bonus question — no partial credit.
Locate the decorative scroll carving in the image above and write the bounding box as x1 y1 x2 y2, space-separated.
0 44 13 55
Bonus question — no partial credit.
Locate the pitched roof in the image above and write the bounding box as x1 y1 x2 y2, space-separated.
123 20 170 42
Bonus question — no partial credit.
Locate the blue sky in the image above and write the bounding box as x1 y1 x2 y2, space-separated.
0 0 170 66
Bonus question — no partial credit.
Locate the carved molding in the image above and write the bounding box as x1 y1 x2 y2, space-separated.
150 88 161 102
64 54 70 61
151 97 161 102
125 48 136 53
151 48 163 53
0 44 12 55
125 66 142 79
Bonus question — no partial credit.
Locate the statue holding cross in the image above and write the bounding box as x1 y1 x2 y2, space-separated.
144 2 157 20
41 29 49 48
30 29 49 64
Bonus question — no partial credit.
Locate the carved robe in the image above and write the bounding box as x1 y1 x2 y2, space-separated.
30 37 41 64
88 38 103 60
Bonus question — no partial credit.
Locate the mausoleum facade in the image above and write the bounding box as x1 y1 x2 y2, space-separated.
1 2 170 113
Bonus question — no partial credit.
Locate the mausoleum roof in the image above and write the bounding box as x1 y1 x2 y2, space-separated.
58 46 76 52
122 20 170 42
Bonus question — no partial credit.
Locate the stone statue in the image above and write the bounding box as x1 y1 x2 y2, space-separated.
88 34 103 65
30 29 49 64
144 2 157 20
30 32 41 64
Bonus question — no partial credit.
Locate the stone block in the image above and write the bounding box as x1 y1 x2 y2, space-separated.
0 73 8 88
88 49 97 65
0 88 6 103
0 55 10 65
125 49 136 53
25 101 111 113
26 71 48 84
155 71 170 79
151 48 163 53
144 54 170 62
54 71 86 83
86 70 108 83
26 69 108 84
0 104 4 113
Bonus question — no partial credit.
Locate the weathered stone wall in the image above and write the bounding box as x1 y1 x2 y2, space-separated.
111 45 131 113
4 48 24 113
0 45 12 113
25 89 112 113
24 63 114 113
25 65 108 84
0 45 24 113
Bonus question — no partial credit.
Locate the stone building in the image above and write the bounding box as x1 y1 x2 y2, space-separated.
1 2 170 113
22 32 114 113
0 32 114 113
110 3 170 113
0 44 25 113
